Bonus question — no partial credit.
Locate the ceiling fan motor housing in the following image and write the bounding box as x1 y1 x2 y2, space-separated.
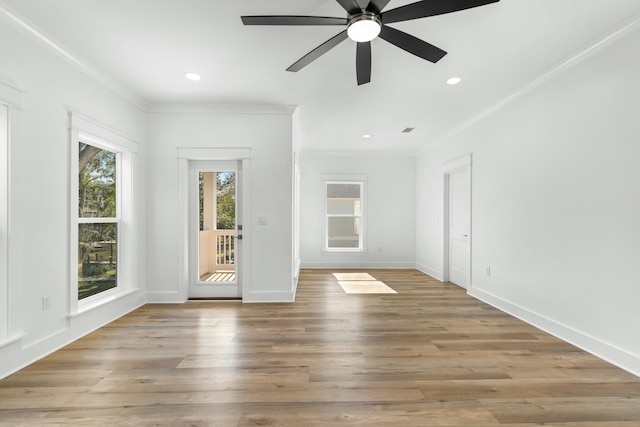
347 12 382 42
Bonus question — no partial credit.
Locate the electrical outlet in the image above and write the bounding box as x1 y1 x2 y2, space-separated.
42 296 51 311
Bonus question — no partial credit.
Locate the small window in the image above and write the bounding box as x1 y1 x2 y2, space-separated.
77 143 119 300
325 181 364 251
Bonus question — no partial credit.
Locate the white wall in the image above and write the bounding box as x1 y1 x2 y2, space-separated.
300 152 416 268
416 27 640 375
146 110 294 302
0 20 147 379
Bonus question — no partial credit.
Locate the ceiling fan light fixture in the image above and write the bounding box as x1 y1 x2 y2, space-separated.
347 13 382 43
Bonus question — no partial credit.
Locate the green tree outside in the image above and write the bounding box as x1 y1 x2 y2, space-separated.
199 172 236 230
78 143 117 299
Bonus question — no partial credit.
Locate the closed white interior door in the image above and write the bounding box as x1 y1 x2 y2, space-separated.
448 167 471 288
189 160 242 299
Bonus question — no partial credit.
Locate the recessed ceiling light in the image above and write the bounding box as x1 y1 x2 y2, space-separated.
362 134 372 139
185 72 201 81
446 77 462 85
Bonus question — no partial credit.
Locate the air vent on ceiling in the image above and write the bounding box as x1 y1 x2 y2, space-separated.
402 127 415 133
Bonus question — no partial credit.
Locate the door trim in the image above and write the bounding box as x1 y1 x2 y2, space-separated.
177 148 251 302
442 153 472 289
189 161 239 298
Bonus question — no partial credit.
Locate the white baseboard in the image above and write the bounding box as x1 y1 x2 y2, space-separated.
293 258 301 292
415 263 443 281
243 290 295 303
0 294 145 380
469 287 640 378
300 261 416 269
146 292 186 303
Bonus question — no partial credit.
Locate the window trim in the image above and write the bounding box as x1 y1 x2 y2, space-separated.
322 175 367 253
0 103 8 343
0 80 24 348
69 112 137 316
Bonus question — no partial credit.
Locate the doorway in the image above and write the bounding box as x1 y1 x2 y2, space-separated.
443 155 471 289
188 160 242 299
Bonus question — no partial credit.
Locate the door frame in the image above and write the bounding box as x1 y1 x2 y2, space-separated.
442 153 472 289
177 148 251 302
188 161 240 298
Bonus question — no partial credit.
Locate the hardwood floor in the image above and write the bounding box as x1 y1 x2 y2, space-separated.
1 269 639 426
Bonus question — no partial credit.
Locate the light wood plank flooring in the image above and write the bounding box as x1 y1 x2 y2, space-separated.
1 269 639 426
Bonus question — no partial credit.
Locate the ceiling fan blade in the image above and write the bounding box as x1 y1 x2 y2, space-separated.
366 0 392 14
241 16 348 26
287 31 349 72
356 42 372 85
336 0 363 15
381 0 499 24
379 25 447 63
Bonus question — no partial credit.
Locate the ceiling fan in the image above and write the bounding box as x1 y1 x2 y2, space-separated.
241 0 499 85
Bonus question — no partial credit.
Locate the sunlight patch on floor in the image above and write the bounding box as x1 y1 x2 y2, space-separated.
333 272 376 281
333 272 397 294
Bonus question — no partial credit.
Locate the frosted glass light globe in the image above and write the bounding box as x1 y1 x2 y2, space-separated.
347 15 381 42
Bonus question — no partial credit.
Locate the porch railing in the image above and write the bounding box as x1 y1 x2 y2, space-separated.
199 229 236 277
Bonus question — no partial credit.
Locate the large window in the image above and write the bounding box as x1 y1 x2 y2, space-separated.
70 113 136 313
1 81 24 346
0 104 8 342
77 143 119 299
325 181 364 252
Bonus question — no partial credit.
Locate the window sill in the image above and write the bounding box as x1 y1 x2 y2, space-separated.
68 288 138 319
0 334 25 350
322 249 367 255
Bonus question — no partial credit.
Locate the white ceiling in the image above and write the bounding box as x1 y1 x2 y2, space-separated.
2 0 640 152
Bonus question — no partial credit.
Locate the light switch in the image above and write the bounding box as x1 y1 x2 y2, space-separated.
258 217 268 225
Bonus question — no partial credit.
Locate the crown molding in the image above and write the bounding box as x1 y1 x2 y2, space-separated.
147 103 297 115
0 2 149 112
301 149 416 158
419 11 640 156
